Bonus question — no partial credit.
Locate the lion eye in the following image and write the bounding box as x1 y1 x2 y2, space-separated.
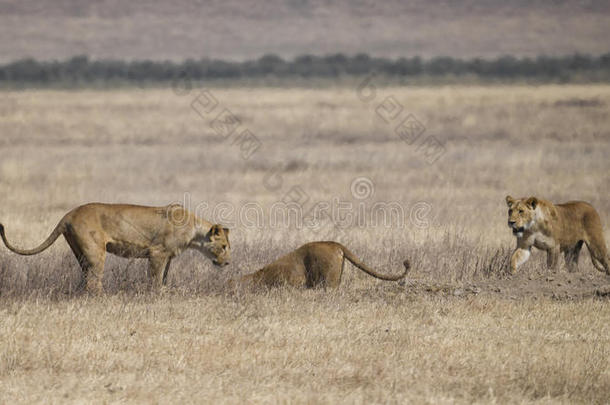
519 210 524 214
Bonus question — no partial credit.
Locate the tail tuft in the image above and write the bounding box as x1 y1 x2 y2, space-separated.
403 259 411 275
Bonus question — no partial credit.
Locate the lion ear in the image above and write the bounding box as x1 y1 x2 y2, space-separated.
526 197 538 209
222 227 230 236
210 225 221 235
506 195 515 207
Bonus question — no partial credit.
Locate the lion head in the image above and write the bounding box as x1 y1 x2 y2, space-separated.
505 196 538 237
203 224 231 266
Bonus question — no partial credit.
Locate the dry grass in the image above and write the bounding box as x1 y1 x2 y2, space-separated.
0 85 609 403
1 292 609 404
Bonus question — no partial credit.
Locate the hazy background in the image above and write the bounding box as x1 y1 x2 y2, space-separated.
1 0 609 62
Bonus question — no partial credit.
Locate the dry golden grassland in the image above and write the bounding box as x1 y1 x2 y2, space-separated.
0 85 609 403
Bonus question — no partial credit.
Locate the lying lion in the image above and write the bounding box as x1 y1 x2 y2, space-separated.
506 195 609 274
0 203 231 293
232 241 410 289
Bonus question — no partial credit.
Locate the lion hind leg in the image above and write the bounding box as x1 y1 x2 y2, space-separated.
317 256 344 289
86 260 106 294
328 257 346 288
563 241 583 273
82 244 106 295
72 247 105 295
63 231 88 291
546 246 560 270
63 227 106 293
79 246 106 294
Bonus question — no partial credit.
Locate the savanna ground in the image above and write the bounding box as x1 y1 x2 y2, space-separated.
0 84 609 403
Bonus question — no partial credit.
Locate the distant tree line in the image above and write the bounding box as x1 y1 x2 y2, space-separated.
1 53 609 84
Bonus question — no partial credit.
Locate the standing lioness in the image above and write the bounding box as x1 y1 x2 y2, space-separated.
233 241 410 289
506 195 609 274
0 203 231 293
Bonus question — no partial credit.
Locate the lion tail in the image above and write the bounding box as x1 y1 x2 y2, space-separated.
0 220 66 256
339 244 410 281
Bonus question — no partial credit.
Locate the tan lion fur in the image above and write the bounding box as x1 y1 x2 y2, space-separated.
0 203 231 293
232 241 410 290
505 195 609 274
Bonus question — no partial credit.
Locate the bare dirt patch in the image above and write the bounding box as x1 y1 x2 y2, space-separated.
403 270 610 301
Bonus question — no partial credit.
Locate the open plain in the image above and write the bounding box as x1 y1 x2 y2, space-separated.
0 85 609 403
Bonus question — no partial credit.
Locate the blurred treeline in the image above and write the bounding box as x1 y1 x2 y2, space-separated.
1 53 610 85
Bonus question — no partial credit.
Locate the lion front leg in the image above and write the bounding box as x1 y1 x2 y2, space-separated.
149 253 172 291
510 248 531 274
229 271 262 292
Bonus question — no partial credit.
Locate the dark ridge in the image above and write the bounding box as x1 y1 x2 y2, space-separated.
1 53 609 85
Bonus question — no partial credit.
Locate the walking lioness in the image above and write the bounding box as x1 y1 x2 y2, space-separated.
232 241 410 289
506 195 609 274
0 203 231 293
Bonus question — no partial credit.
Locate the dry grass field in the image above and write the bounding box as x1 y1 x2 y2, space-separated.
0 84 609 403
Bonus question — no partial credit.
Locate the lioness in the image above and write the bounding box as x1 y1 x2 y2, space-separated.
506 195 609 274
232 241 410 289
0 203 231 293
